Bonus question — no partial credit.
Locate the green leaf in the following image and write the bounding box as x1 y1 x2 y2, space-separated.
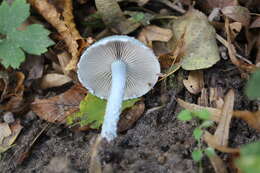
0 0 54 68
200 120 214 128
193 128 203 141
11 24 54 55
192 149 203 162
246 70 260 100
194 109 211 120
177 109 192 121
0 39 25 68
67 93 140 129
235 141 260 173
205 147 215 157
0 0 29 34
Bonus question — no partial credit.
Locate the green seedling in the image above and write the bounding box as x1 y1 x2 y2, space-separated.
177 109 215 172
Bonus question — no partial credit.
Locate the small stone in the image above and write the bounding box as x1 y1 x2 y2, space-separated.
3 112 15 124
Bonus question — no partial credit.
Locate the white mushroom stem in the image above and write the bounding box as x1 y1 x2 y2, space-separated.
101 60 127 141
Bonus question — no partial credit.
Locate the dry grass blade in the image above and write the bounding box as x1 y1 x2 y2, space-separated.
214 89 234 146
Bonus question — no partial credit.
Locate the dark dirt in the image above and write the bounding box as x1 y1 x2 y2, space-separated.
1 60 260 173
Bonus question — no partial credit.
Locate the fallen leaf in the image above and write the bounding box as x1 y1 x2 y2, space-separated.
56 52 71 75
138 25 173 46
208 154 228 173
95 0 140 34
21 55 44 81
0 120 23 153
205 0 238 9
250 17 260 28
0 123 11 144
31 84 87 123
67 93 140 129
118 101 145 132
229 22 242 40
0 95 26 113
214 89 234 146
233 111 260 131
221 6 250 26
203 131 240 153
169 9 220 70
177 98 222 122
183 70 204 94
40 73 72 89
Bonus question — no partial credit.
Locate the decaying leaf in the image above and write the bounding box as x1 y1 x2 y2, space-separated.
0 120 23 153
214 89 234 146
118 101 145 132
31 84 87 123
233 111 260 131
250 17 260 28
0 123 11 144
40 73 72 89
205 0 238 9
221 6 250 26
56 52 71 75
138 25 173 46
183 70 204 94
169 9 220 70
95 0 140 34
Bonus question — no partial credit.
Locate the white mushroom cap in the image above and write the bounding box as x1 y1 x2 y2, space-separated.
77 35 160 100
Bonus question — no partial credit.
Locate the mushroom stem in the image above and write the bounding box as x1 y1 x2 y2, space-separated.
101 60 127 141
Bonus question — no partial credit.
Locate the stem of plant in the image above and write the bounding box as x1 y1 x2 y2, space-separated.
101 60 127 141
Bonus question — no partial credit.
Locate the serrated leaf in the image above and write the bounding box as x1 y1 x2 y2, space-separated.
246 70 260 100
177 109 193 121
68 93 140 129
0 0 54 68
192 149 203 162
169 9 220 70
193 128 203 141
0 0 29 34
0 39 25 68
11 24 54 55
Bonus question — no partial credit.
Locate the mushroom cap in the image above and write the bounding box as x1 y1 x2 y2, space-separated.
77 35 160 100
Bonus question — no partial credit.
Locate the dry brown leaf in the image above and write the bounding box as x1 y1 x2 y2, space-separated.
138 25 173 47
229 22 242 40
95 0 140 34
177 98 222 122
0 123 11 144
203 131 240 153
221 6 250 26
206 0 238 9
222 18 257 72
40 73 72 89
0 120 23 153
250 17 260 28
28 0 86 71
21 55 44 81
233 111 260 131
208 154 228 173
31 84 87 123
0 96 26 113
214 89 234 146
118 101 145 132
183 70 204 94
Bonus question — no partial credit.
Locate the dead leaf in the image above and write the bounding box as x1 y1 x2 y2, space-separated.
0 96 26 113
169 9 220 70
40 73 72 89
250 17 260 28
183 70 204 94
0 123 11 144
177 98 222 122
56 52 71 75
118 101 145 132
21 55 44 81
31 84 87 123
138 25 173 46
233 111 260 131
221 6 250 26
229 22 242 40
0 120 23 153
203 131 240 153
214 89 234 146
209 154 228 173
206 0 238 9
95 0 140 34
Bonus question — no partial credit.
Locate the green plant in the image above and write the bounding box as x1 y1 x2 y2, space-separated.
177 109 215 170
0 0 54 68
246 70 260 100
235 141 260 173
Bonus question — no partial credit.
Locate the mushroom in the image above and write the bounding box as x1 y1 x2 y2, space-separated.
77 35 160 141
